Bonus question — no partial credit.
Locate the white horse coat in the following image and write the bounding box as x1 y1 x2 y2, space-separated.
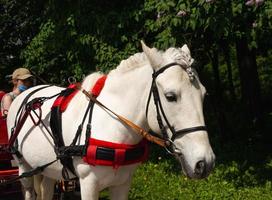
7 42 215 200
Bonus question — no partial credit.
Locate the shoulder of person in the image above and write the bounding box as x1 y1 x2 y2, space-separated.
2 92 15 101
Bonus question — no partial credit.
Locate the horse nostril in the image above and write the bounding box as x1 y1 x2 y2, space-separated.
194 160 206 177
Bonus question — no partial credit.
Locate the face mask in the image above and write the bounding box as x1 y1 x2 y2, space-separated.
18 85 28 92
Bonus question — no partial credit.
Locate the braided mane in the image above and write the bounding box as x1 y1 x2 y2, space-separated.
111 52 149 74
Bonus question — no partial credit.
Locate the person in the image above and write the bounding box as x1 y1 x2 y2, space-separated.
0 68 33 117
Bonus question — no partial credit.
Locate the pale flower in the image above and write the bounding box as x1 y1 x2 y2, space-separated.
176 10 187 17
252 21 258 28
245 0 255 6
157 12 162 20
245 0 265 6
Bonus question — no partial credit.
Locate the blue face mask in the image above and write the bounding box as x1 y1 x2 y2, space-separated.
18 85 28 92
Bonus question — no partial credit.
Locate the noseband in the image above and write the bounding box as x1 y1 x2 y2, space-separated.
145 62 207 154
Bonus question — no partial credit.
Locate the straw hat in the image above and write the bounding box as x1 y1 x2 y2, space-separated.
12 68 33 80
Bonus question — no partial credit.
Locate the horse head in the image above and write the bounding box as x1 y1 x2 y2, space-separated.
142 41 215 179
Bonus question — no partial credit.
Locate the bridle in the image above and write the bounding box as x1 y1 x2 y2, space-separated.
145 62 207 154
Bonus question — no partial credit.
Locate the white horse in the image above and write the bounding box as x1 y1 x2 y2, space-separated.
7 41 215 200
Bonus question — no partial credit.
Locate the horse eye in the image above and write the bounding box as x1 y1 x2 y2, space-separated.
165 92 177 102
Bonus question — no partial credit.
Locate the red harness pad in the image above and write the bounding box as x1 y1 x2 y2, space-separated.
91 75 107 97
52 75 107 112
83 138 148 168
52 84 79 112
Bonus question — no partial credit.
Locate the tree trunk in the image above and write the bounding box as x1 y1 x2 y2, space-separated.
208 49 228 142
221 40 236 99
235 36 262 124
209 50 221 98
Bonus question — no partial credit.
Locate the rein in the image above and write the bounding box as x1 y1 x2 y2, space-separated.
76 84 166 147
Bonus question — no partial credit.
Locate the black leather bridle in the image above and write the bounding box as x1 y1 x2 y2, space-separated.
146 62 207 154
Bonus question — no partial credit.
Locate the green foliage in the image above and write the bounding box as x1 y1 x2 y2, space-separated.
22 20 56 77
20 1 146 84
0 0 46 88
128 158 272 200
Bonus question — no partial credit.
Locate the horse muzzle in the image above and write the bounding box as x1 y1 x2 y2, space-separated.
176 151 215 179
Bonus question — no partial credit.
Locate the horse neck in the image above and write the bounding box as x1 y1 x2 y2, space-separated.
91 65 153 144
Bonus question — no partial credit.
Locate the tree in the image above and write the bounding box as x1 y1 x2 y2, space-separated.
0 0 46 89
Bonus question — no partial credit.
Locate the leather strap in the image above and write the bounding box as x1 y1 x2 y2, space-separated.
173 126 207 140
76 84 166 147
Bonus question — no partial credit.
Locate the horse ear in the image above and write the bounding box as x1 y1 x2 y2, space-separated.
180 44 194 66
181 44 191 55
141 40 162 69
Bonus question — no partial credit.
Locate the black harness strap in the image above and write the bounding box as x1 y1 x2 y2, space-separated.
50 88 75 148
55 101 93 179
50 88 77 179
50 88 94 180
0 159 57 186
83 101 94 155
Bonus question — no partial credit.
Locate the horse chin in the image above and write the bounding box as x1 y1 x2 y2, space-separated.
175 155 193 178
175 155 208 180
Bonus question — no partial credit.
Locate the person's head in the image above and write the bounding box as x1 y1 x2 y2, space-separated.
11 68 33 92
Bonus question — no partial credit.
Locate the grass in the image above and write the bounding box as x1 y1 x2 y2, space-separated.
98 142 272 200
128 159 272 200
126 138 272 200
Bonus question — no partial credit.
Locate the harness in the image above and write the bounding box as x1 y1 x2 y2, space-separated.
49 76 148 176
1 61 207 185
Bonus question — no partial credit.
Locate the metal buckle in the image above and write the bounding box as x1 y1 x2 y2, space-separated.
164 139 182 156
68 76 77 84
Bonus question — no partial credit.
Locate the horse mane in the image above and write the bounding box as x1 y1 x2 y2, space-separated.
111 47 193 75
79 52 149 88
77 52 148 96
111 52 149 74
80 46 194 88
